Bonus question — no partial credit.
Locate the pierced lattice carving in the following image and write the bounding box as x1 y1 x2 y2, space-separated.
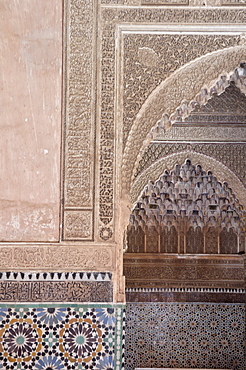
127 159 245 254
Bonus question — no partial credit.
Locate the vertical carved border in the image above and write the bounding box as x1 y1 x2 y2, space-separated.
98 11 116 241
63 0 97 240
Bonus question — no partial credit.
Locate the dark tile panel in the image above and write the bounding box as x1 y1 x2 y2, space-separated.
125 302 245 370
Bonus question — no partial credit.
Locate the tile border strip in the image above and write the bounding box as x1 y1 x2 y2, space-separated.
0 271 112 281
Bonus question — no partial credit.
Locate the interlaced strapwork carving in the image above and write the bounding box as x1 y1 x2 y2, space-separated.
127 159 245 254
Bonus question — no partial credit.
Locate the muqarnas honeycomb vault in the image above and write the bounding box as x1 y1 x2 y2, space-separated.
127 160 245 255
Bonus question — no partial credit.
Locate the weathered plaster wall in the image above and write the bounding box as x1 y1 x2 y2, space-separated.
0 0 62 241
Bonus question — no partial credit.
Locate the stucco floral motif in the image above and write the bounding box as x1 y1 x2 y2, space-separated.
122 47 246 190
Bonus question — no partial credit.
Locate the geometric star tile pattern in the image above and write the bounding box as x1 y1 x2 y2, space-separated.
125 302 245 370
0 304 125 370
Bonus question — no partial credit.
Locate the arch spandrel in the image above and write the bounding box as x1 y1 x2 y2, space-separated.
122 45 246 193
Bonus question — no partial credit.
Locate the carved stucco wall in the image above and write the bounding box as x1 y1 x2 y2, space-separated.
121 30 246 370
63 0 96 240
122 34 241 146
0 2 246 369
127 159 245 254
100 5 246 241
0 0 245 298
122 45 246 191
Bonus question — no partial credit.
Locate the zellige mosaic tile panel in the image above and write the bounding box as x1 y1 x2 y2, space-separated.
125 302 245 370
0 304 125 370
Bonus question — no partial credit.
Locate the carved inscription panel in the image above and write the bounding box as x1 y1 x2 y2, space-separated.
63 0 96 240
0 246 114 271
64 0 95 210
142 0 189 4
222 0 246 4
124 256 245 289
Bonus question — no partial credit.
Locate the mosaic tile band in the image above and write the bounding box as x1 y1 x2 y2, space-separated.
125 302 245 370
0 272 112 281
0 304 125 370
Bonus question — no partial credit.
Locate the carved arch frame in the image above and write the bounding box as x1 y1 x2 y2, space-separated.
121 45 246 194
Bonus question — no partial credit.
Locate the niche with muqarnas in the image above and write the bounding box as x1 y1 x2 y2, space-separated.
126 160 245 255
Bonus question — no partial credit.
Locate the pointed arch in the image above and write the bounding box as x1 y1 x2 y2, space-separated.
122 45 246 193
